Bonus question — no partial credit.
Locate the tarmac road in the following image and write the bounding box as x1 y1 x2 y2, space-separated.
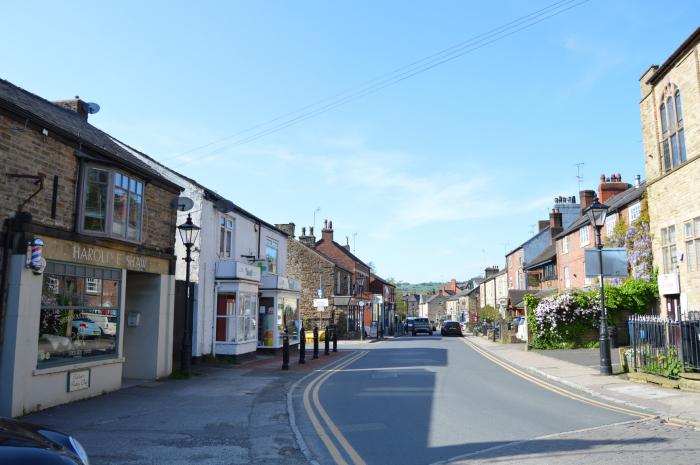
292 335 692 465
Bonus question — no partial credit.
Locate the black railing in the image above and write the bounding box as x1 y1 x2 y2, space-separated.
629 316 700 377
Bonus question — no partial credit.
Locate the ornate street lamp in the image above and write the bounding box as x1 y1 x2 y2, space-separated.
584 198 612 375
177 213 200 374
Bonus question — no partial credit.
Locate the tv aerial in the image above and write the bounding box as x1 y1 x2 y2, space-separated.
172 196 194 212
86 102 100 114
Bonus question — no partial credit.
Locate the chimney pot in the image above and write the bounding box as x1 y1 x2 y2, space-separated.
634 174 641 188
302 226 306 236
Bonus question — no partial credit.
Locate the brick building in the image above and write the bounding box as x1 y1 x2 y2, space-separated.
0 79 181 416
555 180 645 291
276 223 353 332
639 27 700 318
369 275 397 335
311 220 372 335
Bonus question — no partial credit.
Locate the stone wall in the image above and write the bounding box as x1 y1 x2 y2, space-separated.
640 37 700 315
0 111 178 253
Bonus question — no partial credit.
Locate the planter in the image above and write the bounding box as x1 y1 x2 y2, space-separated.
679 373 700 393
627 371 680 389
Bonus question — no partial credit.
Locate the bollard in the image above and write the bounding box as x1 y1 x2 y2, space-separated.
324 326 330 355
313 326 319 359
282 332 290 371
299 326 306 364
332 326 338 352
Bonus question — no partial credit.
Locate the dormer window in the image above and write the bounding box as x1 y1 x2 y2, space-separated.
81 166 144 242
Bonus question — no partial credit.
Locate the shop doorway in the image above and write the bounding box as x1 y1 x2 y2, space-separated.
122 271 163 381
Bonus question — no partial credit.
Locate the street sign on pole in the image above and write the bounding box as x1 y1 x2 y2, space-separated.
317 288 323 298
584 248 627 278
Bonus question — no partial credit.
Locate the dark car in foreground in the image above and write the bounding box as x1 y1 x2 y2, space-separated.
441 320 463 337
0 417 90 465
412 317 433 336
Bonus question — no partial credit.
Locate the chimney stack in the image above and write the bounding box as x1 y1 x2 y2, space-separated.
549 208 563 238
322 219 334 243
275 223 295 238
598 173 631 203
52 96 90 121
484 266 500 278
579 190 596 215
538 220 550 232
299 225 316 247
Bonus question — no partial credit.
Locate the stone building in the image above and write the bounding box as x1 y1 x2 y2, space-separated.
369 275 397 335
276 223 353 331
639 27 700 318
0 79 182 416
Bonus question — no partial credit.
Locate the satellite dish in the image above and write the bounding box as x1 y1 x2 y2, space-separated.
172 196 194 212
214 198 235 213
86 102 100 114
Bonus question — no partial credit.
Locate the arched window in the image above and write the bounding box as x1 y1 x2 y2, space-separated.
660 85 686 172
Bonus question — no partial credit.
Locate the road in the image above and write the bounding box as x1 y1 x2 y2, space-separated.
292 335 700 465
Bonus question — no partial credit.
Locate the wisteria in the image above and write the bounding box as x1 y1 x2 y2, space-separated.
625 220 653 281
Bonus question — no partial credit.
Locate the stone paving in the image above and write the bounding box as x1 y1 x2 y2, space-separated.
452 419 700 465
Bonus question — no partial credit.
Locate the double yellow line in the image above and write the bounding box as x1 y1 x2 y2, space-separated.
303 350 369 465
461 338 656 419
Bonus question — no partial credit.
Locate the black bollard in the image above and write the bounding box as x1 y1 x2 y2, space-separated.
324 326 330 355
299 326 306 364
313 326 319 359
282 332 290 371
332 325 338 352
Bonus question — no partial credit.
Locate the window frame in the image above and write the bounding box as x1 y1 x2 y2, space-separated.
661 225 677 273
580 225 590 246
264 237 279 274
605 213 617 237
659 85 686 173
628 202 641 223
79 164 145 243
219 216 234 258
684 218 700 273
562 236 569 254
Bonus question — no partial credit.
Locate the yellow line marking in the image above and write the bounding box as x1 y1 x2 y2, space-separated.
302 351 367 465
312 352 369 465
461 338 655 419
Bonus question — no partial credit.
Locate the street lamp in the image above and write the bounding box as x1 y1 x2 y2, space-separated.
177 213 200 374
584 198 612 376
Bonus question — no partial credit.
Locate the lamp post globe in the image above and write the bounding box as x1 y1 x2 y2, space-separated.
583 198 612 375
177 213 200 374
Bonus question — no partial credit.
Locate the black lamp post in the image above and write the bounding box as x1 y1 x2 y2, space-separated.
584 198 612 376
177 213 200 374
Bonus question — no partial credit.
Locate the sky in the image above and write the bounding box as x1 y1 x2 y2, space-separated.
2 1 698 283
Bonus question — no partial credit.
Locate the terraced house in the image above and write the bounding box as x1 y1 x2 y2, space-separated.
0 79 182 416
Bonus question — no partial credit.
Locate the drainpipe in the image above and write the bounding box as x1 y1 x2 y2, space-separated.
0 218 13 364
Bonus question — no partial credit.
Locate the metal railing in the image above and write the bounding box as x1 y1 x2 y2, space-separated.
629 315 700 377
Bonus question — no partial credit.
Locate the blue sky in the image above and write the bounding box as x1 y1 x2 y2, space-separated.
2 1 698 282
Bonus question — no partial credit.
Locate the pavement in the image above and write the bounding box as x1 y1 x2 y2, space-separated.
466 335 700 428
22 348 353 465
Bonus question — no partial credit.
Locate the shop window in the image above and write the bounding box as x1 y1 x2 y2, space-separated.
265 238 278 274
278 297 300 345
81 166 144 242
219 217 234 258
216 293 257 343
38 262 120 368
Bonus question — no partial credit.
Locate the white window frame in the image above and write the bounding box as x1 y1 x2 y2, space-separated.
79 165 144 243
562 236 569 254
564 267 571 288
219 216 234 258
265 238 279 274
605 214 617 237
628 202 641 223
580 225 590 246
85 277 102 295
661 225 677 274
684 218 700 273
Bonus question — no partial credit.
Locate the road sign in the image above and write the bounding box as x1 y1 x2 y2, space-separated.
317 288 323 298
313 298 329 308
584 248 628 278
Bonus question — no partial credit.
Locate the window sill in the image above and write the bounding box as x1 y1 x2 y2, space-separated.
215 340 256 345
33 357 125 376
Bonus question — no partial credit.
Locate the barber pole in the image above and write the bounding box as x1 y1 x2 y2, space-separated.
29 238 46 274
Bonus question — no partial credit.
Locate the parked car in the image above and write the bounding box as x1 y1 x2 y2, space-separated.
441 320 463 337
71 318 101 339
0 416 90 464
405 317 415 333
412 317 433 336
82 314 117 336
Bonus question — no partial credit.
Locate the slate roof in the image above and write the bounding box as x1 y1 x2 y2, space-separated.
316 239 371 269
446 288 471 301
555 183 646 240
508 289 531 308
524 244 556 270
0 78 181 192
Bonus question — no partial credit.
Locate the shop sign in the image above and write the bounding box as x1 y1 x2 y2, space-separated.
658 273 680 295
41 237 169 275
67 369 90 392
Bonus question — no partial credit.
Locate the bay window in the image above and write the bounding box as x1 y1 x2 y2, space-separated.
82 166 144 242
